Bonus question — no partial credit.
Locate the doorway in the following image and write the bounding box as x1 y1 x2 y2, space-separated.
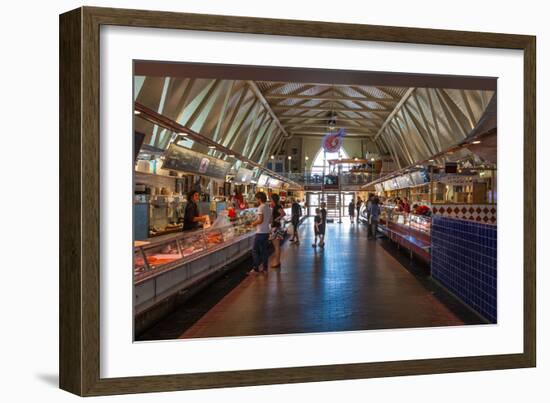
306 192 357 220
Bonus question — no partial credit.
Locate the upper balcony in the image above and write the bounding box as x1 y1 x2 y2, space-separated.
278 171 384 191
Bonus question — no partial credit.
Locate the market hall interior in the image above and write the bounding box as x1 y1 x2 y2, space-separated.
132 61 498 340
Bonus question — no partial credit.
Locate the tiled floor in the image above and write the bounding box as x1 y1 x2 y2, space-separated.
150 218 483 340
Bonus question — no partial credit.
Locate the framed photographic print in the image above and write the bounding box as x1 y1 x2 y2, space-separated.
59 6 536 396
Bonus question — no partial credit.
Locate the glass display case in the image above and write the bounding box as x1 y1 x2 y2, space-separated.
407 214 432 234
179 231 207 258
384 209 432 261
379 204 396 225
358 202 431 261
361 203 431 235
379 205 431 233
142 238 183 271
235 207 257 224
133 248 148 277
134 208 257 281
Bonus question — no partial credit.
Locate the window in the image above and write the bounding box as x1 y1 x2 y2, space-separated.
311 148 349 175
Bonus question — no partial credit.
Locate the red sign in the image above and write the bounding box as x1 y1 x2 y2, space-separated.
322 128 346 153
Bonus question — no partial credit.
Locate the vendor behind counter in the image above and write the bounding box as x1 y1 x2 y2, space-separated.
183 190 208 231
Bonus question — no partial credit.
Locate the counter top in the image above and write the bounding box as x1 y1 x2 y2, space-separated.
137 226 205 245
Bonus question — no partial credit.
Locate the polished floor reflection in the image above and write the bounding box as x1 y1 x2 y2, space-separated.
165 218 482 339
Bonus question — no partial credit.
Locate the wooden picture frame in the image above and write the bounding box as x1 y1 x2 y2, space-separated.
59 6 536 396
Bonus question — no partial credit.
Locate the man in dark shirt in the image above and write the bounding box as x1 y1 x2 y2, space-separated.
290 198 303 244
183 190 207 231
367 197 381 239
319 201 327 248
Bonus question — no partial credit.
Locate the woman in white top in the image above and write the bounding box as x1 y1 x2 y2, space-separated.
249 191 271 274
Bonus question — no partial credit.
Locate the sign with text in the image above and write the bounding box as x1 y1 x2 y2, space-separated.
162 143 231 180
235 167 254 184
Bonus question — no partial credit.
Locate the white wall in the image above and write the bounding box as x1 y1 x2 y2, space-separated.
2 1 547 402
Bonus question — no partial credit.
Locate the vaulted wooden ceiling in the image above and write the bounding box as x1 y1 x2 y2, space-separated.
134 62 496 169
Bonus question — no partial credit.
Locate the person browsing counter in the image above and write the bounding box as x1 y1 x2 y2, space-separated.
367 196 381 240
269 194 286 268
289 198 302 244
183 190 208 231
249 191 272 274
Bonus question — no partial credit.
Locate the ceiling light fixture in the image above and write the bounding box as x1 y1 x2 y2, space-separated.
208 145 216 149
178 132 188 136
471 140 481 144
327 112 337 130
134 110 141 115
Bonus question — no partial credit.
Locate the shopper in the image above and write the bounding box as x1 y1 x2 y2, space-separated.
319 202 327 248
356 196 363 222
270 194 286 268
249 191 272 274
348 199 356 223
312 208 322 247
183 190 208 231
290 198 302 244
368 196 381 240
366 194 374 236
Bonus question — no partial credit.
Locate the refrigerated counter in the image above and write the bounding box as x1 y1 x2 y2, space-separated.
359 203 431 262
133 208 257 317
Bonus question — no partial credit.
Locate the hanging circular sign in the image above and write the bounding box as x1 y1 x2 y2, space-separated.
322 128 346 153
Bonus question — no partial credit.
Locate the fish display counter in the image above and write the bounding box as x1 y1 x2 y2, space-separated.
133 208 257 321
359 203 431 262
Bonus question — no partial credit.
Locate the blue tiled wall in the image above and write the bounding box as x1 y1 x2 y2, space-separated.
431 216 497 323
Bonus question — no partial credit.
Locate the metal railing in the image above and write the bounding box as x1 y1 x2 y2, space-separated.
276 171 384 187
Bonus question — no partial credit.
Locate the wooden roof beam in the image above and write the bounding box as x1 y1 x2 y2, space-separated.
247 80 291 138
